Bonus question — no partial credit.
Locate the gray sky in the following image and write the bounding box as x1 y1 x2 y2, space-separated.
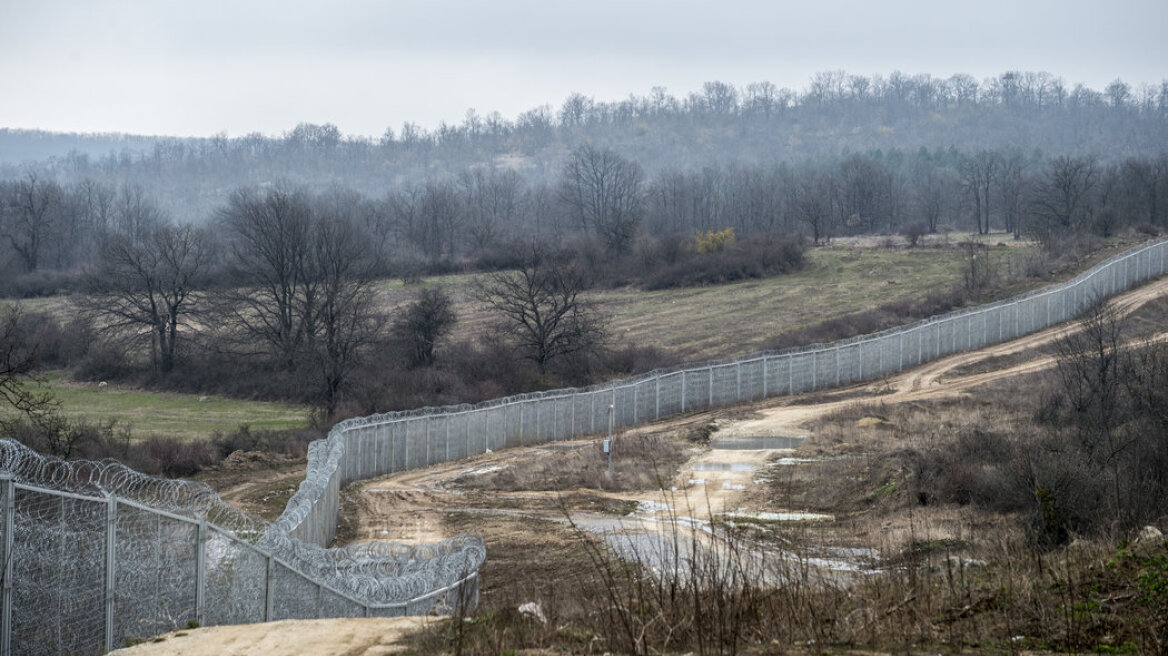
1 0 1165 138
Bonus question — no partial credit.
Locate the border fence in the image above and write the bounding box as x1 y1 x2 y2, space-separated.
0 441 483 656
280 237 1168 549
1 237 1165 655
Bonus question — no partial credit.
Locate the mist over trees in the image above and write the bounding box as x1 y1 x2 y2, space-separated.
1 70 1165 222
2 70 1168 419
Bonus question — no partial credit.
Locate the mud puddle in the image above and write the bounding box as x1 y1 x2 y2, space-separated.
711 436 805 450
690 462 758 472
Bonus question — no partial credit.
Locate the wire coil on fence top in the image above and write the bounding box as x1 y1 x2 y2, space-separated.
0 438 486 656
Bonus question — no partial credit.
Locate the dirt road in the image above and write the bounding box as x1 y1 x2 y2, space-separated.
110 617 431 656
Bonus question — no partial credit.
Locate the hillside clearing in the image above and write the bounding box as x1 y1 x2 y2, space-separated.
0 371 309 441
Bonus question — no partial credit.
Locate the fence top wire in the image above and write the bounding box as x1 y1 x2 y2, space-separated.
0 439 485 606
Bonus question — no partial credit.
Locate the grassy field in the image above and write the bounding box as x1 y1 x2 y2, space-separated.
6 232 1145 443
598 245 974 359
390 240 1029 362
1 371 309 441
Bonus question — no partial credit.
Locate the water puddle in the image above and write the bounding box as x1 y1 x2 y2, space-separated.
576 510 876 579
711 436 805 450
773 457 821 466
723 510 834 522
691 462 758 472
458 464 508 477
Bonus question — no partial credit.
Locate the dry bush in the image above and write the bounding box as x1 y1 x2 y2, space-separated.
417 491 1168 654
642 234 806 290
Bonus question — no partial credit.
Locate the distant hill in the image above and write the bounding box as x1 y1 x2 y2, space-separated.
0 128 203 166
1 71 1164 223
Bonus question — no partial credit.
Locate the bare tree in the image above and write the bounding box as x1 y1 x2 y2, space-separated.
84 223 211 373
558 145 644 254
218 184 384 418
393 287 457 368
912 162 958 233
476 246 605 377
791 169 838 245
113 184 166 243
1030 155 1098 244
1 172 63 272
960 151 1000 234
1048 301 1138 528
997 152 1028 239
459 168 521 252
218 184 317 367
0 306 55 419
305 214 385 419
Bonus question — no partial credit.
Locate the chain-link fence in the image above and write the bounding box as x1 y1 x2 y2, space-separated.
282 238 1168 550
0 441 483 656
2 238 1165 655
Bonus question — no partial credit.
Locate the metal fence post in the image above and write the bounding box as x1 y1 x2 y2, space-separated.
104 495 117 653
2 474 14 656
681 371 687 412
632 386 638 425
899 331 904 371
654 377 660 420
736 362 741 401
195 518 207 627
610 386 617 429
264 554 275 622
762 355 769 398
707 367 713 408
591 393 596 432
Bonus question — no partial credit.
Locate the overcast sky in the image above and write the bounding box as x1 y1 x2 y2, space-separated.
1 0 1165 138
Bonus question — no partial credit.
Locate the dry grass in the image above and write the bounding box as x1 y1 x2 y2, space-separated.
400 310 1168 654
450 433 697 493
412 488 1167 655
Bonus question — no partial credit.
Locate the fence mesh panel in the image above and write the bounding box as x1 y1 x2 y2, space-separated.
113 503 199 646
11 489 105 656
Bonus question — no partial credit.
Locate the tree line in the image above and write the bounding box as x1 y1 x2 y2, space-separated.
2 70 1165 221
3 146 1166 292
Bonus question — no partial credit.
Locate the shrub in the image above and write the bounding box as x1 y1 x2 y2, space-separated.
643 234 805 290
694 226 736 253
901 222 928 247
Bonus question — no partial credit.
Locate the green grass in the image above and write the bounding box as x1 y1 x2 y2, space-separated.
379 244 994 362
599 245 978 360
1 371 309 441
